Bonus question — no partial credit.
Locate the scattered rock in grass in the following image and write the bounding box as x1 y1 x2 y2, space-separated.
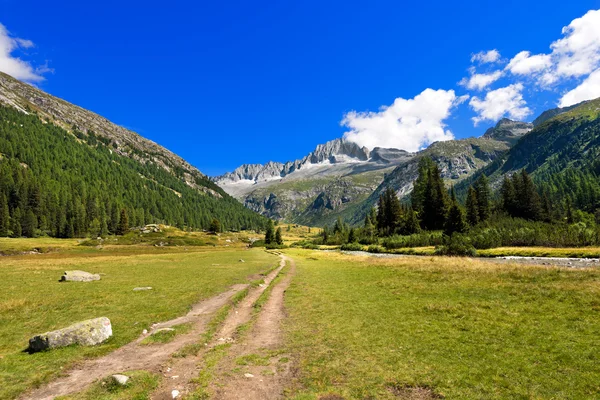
28 317 112 353
142 329 148 335
244 373 254 378
111 374 129 386
239 259 245 263
60 270 101 282
133 286 153 291
171 389 180 398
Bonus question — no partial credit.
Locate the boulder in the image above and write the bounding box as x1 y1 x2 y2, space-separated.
28 317 112 353
60 270 101 282
111 374 130 386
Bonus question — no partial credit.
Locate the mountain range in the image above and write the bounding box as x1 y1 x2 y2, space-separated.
214 118 535 226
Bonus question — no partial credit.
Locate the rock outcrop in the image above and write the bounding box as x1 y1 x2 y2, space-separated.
28 317 113 352
60 270 101 282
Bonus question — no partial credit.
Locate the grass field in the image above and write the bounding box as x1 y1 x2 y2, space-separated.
283 249 600 399
0 244 279 399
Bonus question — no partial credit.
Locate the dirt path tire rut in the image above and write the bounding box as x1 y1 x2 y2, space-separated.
22 253 296 400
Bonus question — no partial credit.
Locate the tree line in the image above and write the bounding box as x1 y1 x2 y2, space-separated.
0 105 266 238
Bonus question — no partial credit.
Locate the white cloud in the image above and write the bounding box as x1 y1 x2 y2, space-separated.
471 49 501 64
469 84 531 125
550 9 600 80
460 70 504 91
506 51 552 75
559 69 600 107
342 89 466 152
0 23 46 82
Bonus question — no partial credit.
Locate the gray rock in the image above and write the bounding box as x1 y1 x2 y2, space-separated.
111 374 130 386
60 270 101 282
28 317 112 352
133 287 153 291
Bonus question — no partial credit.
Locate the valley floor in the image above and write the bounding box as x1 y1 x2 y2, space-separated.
2 240 600 399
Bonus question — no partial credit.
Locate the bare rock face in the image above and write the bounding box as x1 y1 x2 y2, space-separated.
60 270 101 282
28 317 112 352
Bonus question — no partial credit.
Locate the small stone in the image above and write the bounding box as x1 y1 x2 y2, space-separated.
171 375 179 379
112 374 129 386
133 287 153 291
244 373 254 378
142 329 148 335
172 389 180 398
239 259 245 263
60 270 101 282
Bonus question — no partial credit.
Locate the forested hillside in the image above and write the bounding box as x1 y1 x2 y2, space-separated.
0 105 265 237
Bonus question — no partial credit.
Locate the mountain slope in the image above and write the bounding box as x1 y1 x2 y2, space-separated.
456 98 600 203
214 138 413 225
335 118 533 225
0 73 265 236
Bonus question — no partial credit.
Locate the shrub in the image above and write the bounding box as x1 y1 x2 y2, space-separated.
435 234 477 257
367 245 385 254
340 243 364 251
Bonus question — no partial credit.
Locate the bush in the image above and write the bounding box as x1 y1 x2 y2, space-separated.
250 239 266 248
265 243 287 250
367 245 385 254
340 243 364 251
382 232 444 249
435 234 477 257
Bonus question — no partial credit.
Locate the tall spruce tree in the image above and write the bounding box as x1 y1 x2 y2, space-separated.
275 227 283 245
0 193 9 237
466 186 480 226
444 188 467 236
474 174 491 221
116 208 129 235
265 220 275 244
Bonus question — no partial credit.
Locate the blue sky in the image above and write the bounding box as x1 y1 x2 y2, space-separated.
2 0 600 175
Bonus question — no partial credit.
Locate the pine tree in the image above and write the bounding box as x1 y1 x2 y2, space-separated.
385 188 403 235
116 208 129 235
466 186 480 226
501 175 516 215
275 227 283 245
400 207 421 235
566 197 574 224
0 193 9 237
376 193 387 234
519 169 542 220
475 174 491 221
348 228 357 243
444 195 467 237
265 220 275 244
322 226 329 243
11 207 22 237
22 209 38 237
210 218 221 233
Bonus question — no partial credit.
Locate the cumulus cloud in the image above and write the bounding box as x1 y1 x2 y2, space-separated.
506 51 552 75
559 69 600 107
342 89 467 152
460 69 504 91
550 9 600 80
0 23 46 82
471 49 501 64
469 84 531 125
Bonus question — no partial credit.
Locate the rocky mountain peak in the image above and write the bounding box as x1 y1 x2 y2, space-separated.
308 138 370 164
483 118 533 143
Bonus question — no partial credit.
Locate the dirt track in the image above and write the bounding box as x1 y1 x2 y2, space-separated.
22 253 295 400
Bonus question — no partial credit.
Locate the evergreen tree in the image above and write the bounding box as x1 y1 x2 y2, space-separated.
265 220 275 244
400 207 421 235
519 169 542 220
444 194 467 237
11 207 22 237
385 188 403 234
0 193 9 237
322 226 329 244
116 208 129 235
347 228 357 243
210 218 221 233
466 186 480 226
566 197 574 224
275 227 283 245
474 174 491 221
22 209 37 237
501 175 516 215
376 193 387 234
